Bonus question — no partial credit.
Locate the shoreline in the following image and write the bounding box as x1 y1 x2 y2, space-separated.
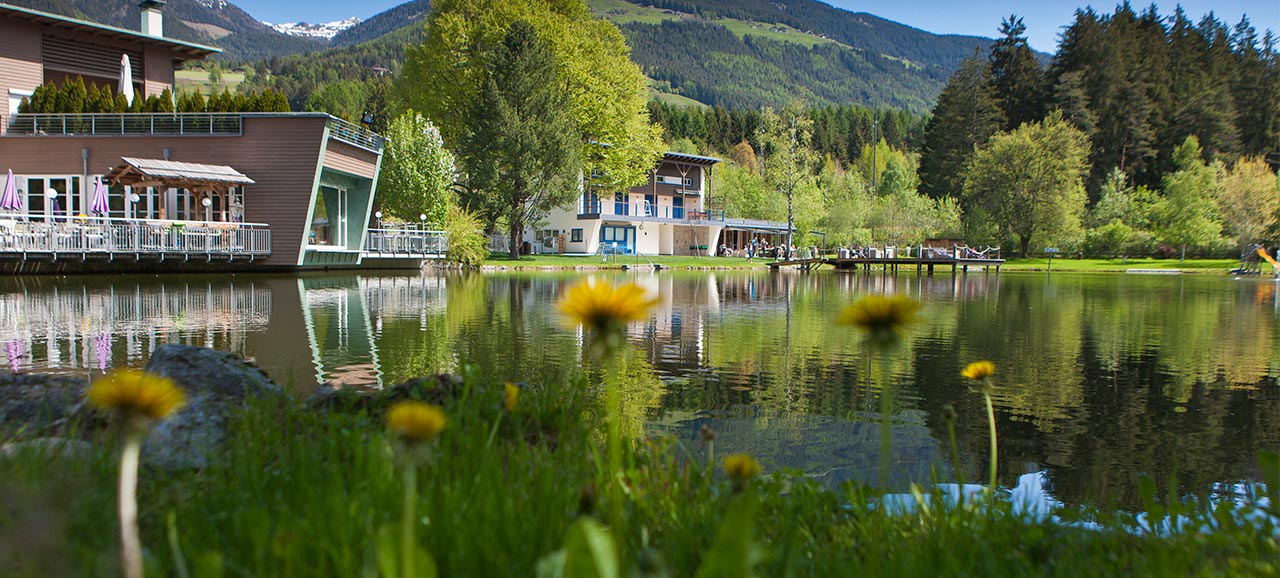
475 256 1250 275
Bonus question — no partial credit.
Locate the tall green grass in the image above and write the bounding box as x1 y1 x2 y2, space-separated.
1 368 1276 577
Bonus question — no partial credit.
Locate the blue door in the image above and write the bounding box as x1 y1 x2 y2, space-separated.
614 193 628 216
644 193 656 217
601 225 635 254
672 197 684 219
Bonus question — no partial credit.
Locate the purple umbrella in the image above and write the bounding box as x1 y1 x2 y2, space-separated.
89 176 109 215
0 169 20 212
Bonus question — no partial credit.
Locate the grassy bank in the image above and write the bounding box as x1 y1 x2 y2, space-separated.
2 367 1275 577
481 253 1249 274
1000 257 1241 273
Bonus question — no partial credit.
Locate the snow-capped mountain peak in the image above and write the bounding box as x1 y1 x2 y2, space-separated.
265 16 361 40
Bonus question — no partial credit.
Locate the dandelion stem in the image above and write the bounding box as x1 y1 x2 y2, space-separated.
983 390 998 500
401 462 417 578
118 430 144 578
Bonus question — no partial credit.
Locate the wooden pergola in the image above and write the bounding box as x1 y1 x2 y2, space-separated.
104 157 255 222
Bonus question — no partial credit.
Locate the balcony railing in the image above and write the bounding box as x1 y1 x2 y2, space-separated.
364 228 447 255
4 113 243 136
0 216 271 258
326 117 385 153
577 200 724 222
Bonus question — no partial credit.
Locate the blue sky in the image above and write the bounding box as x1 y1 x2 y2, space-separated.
238 0 1279 53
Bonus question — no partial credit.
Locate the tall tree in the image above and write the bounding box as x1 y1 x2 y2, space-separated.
989 15 1046 130
400 0 662 192
1152 136 1224 259
919 55 1005 198
464 20 581 259
377 112 456 225
963 113 1090 257
760 102 817 248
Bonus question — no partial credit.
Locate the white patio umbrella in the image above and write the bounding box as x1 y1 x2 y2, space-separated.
119 54 135 106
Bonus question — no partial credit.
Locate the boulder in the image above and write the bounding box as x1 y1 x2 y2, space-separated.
141 344 283 469
0 373 91 438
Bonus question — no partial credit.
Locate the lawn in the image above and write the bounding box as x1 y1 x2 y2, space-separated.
999 257 1241 273
3 367 1275 577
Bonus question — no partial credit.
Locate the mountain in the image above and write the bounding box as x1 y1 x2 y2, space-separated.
268 17 362 40
591 0 1004 112
329 0 429 47
5 0 324 60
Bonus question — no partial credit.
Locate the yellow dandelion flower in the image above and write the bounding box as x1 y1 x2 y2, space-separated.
836 295 920 345
723 453 763 484
557 280 658 335
504 382 520 412
387 401 447 444
87 369 186 421
961 361 996 381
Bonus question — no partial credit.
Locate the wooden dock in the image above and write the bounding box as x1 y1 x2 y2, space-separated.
766 256 1004 274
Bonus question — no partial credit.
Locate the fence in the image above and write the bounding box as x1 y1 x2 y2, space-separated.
364 228 448 255
0 216 271 258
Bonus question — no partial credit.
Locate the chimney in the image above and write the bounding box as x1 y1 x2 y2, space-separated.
139 0 165 38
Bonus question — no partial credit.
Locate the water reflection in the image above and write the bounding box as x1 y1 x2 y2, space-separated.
1 271 1276 508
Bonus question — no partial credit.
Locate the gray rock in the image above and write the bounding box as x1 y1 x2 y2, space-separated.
0 373 91 438
141 344 284 469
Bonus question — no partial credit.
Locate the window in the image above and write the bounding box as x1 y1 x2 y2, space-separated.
310 185 348 247
684 177 694 187
571 228 583 243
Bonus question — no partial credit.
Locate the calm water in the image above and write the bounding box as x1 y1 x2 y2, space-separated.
2 270 1277 507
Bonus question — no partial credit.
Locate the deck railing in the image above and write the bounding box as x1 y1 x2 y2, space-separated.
4 113 244 136
577 200 724 222
0 216 271 258
364 228 447 255
326 117 385 152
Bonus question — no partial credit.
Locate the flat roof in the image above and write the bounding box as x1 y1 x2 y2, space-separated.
0 3 221 60
663 151 721 166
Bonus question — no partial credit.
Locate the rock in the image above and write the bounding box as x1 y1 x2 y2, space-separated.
141 344 284 470
0 373 91 438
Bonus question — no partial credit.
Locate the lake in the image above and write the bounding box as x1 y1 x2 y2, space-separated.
2 270 1276 508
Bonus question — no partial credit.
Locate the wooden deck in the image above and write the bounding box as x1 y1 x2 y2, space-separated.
767 256 1004 274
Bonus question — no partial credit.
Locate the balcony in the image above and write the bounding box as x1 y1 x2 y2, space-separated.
0 216 271 260
363 227 448 256
4 112 243 137
577 200 724 223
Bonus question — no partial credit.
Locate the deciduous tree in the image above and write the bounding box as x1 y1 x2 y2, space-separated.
377 112 456 225
963 113 1090 257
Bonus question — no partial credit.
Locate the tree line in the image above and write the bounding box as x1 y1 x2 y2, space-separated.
921 7 1279 256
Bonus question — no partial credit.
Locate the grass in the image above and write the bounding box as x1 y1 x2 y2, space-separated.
588 0 845 49
173 70 246 95
999 257 1241 273
1 366 1275 577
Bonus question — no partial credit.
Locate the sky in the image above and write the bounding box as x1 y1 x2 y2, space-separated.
238 0 1280 53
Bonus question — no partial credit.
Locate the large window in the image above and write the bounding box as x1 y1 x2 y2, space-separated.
571 228 583 243
310 185 348 247
23 176 81 221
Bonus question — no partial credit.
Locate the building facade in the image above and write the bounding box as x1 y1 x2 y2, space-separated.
545 152 726 256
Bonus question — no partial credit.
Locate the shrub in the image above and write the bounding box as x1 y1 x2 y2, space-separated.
445 205 489 268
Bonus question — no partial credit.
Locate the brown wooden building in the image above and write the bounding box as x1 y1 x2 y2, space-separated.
0 2 390 272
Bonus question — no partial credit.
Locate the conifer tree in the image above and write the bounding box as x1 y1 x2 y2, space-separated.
919 55 1004 198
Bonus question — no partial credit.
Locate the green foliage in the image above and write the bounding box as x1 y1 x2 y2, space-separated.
401 0 663 194
378 112 456 225
444 205 491 268
963 113 1090 256
17 78 289 115
989 15 1047 130
1151 136 1225 256
919 56 1005 198
759 103 817 246
1218 156 1280 248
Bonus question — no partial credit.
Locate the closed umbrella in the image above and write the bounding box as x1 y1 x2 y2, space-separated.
89 176 109 215
0 169 19 212
119 54 135 106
